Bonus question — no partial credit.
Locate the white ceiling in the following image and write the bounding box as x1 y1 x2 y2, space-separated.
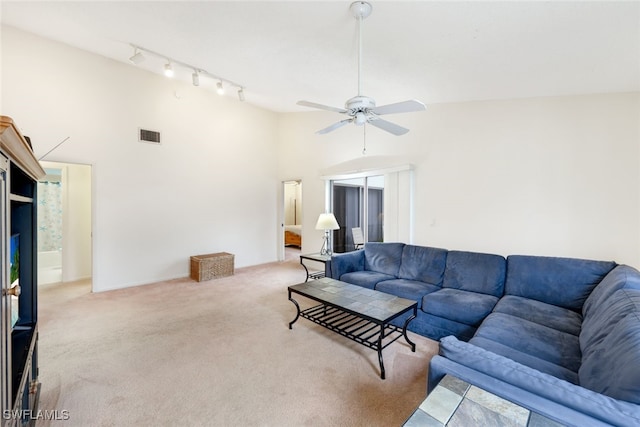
1 1 639 113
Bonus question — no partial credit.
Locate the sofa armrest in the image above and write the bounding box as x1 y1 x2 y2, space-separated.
430 336 640 427
428 356 612 427
330 250 365 279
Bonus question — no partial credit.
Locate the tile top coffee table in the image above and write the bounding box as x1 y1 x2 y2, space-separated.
288 277 418 379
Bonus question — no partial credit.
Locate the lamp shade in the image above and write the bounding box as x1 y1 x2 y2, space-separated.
315 213 340 230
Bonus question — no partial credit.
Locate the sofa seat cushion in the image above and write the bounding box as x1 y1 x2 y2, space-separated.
404 312 478 342
505 255 616 310
469 336 579 384
375 279 440 308
422 288 499 326
442 250 506 297
493 295 582 336
339 271 396 290
474 312 581 374
579 289 640 404
397 245 448 284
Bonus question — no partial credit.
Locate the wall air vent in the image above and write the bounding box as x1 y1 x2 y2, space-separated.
138 128 161 144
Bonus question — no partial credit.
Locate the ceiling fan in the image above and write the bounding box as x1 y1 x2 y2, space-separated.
297 1 426 136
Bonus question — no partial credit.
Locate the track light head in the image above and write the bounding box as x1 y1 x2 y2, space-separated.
129 48 145 65
192 70 200 86
237 88 245 102
164 62 174 78
216 81 224 95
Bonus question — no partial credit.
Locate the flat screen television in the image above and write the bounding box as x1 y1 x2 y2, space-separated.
9 234 19 327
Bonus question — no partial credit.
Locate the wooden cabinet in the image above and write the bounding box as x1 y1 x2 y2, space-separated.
0 116 45 426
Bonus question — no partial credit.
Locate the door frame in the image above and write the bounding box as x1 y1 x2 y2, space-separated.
278 179 302 261
321 164 415 247
37 161 93 287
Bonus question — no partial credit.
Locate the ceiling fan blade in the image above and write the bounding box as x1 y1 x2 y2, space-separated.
317 119 353 134
367 117 410 136
371 100 426 116
297 100 348 114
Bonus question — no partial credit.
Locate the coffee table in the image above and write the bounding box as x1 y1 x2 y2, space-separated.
288 277 418 379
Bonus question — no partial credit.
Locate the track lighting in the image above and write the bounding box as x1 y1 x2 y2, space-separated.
164 62 174 78
129 48 145 65
127 43 245 101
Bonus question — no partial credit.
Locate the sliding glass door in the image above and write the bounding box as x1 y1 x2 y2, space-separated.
331 176 384 253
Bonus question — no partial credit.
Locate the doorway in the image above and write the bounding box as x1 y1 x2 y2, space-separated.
282 180 302 261
321 163 414 250
331 175 384 253
37 161 92 285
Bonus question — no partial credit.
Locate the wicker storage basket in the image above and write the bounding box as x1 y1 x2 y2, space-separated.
190 252 234 282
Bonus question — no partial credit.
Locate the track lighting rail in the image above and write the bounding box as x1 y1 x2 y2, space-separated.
129 43 245 101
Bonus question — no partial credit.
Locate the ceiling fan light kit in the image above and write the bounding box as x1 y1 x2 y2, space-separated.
351 0 373 20
297 1 426 136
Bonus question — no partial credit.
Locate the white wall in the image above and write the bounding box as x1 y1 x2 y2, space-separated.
3 25 639 290
60 162 92 282
279 93 640 267
2 26 280 291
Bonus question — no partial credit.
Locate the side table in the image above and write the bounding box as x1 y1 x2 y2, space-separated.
403 374 562 427
299 253 332 281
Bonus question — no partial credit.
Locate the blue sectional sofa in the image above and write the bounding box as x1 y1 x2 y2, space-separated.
330 242 640 426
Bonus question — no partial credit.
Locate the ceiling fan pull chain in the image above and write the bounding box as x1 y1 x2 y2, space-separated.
362 123 367 155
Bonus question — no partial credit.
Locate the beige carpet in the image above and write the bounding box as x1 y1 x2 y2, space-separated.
36 258 439 426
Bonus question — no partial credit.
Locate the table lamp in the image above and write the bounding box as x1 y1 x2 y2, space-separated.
315 213 340 256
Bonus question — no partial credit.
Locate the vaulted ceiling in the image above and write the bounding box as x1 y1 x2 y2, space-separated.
2 1 639 113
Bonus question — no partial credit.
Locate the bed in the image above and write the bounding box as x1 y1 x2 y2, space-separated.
284 225 302 247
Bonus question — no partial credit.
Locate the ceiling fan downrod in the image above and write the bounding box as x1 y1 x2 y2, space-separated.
351 1 372 97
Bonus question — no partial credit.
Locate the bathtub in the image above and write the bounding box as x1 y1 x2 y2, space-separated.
38 250 62 284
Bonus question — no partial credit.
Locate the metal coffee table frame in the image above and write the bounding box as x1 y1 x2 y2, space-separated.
288 278 417 379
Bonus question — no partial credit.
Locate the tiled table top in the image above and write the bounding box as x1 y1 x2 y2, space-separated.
403 375 563 427
299 253 332 263
289 277 416 322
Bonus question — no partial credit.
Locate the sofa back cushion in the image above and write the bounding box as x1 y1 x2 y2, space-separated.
581 287 640 351
579 289 640 405
397 245 448 285
582 264 640 318
441 251 506 297
504 255 616 310
363 242 405 277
